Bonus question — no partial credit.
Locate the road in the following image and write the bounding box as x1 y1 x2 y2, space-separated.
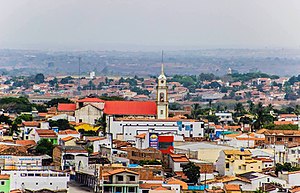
68 181 93 193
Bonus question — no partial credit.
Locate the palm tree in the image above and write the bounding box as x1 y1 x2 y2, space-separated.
234 102 245 116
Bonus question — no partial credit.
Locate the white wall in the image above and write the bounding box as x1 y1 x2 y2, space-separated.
107 116 204 141
3 170 69 191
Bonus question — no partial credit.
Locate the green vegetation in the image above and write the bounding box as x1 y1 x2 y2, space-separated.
139 160 161 166
230 72 279 82
49 119 74 130
0 97 32 113
275 163 300 175
46 98 73 107
182 162 200 184
36 139 54 156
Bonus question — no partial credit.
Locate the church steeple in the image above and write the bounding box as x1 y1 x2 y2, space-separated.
157 51 168 119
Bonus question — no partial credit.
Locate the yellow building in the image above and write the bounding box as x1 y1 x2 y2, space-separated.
74 123 100 132
216 150 262 176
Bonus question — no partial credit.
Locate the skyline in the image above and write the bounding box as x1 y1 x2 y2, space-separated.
1 0 300 51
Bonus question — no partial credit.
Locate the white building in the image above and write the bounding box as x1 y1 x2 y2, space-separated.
2 170 69 191
215 112 233 123
107 117 204 143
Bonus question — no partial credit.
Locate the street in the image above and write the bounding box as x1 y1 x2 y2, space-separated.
68 181 93 193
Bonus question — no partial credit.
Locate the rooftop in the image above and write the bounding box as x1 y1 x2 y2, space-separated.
104 101 157 115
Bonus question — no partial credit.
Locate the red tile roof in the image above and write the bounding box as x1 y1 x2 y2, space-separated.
22 121 39 127
170 154 189 162
104 101 157 115
58 129 79 135
15 140 36 146
224 184 241 191
61 136 75 142
57 103 76 111
102 168 139 177
36 129 57 137
0 174 10 180
77 98 105 103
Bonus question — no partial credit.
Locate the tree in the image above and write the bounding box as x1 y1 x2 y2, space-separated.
13 114 33 125
46 98 73 107
34 73 45 84
234 102 245 116
182 162 200 184
36 139 54 156
49 119 74 130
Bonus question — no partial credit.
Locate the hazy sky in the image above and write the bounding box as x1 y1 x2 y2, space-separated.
1 0 300 50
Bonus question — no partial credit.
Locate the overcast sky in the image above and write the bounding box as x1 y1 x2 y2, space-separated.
1 0 300 50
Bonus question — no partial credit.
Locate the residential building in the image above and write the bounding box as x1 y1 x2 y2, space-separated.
100 168 139 193
2 170 69 192
216 150 262 176
0 174 10 193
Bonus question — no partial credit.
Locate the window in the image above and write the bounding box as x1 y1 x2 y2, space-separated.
277 138 282 141
160 110 163 115
227 155 231 158
116 187 122 192
289 138 293 142
1 181 4 185
79 119 82 123
20 173 27 177
267 178 270 182
28 173 34 177
36 183 38 185
50 183 52 185
117 175 123 181
226 163 230 168
238 166 241 169
159 92 165 102
291 150 296 154
240 155 243 160
128 187 135 192
129 175 135 181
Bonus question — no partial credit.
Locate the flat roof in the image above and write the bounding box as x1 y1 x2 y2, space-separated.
175 142 235 151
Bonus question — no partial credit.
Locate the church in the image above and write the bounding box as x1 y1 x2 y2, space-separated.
105 64 205 146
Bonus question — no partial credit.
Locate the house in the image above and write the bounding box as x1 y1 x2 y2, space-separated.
85 136 111 153
215 112 233 124
237 172 287 191
216 150 262 176
278 171 300 188
0 174 10 193
33 129 58 144
0 145 44 170
169 154 189 172
57 129 80 141
2 170 69 192
261 129 300 146
278 114 299 122
57 103 76 115
53 145 88 170
149 187 176 193
100 168 139 193
20 121 40 140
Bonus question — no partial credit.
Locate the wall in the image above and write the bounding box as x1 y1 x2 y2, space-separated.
75 104 102 125
0 179 10 193
108 117 204 142
2 170 69 191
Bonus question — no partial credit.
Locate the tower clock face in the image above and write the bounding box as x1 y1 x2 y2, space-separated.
161 80 164 84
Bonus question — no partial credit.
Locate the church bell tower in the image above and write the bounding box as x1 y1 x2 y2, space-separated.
157 63 168 119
